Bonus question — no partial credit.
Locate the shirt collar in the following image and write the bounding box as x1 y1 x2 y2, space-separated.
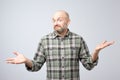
52 29 71 39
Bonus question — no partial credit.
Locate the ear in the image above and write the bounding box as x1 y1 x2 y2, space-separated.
67 19 71 26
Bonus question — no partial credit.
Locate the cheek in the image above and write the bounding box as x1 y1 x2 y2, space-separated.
60 22 66 27
62 23 68 28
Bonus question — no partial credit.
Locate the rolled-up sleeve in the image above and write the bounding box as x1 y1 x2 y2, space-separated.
26 39 46 72
79 37 98 70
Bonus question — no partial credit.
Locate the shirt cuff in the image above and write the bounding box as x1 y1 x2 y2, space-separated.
25 60 34 71
91 57 99 66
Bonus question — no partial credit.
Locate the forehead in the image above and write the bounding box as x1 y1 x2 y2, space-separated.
52 11 68 20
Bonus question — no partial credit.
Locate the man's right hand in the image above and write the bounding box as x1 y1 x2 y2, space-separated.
6 51 27 64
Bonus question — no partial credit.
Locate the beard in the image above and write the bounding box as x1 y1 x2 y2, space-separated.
54 24 68 34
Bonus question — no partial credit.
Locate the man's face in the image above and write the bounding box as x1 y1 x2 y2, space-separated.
52 12 70 34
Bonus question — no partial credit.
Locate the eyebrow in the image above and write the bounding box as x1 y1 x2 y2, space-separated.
52 17 64 21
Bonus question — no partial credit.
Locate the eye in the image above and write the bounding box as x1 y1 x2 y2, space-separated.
58 18 63 22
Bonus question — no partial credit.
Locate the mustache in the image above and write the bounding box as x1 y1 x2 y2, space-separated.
54 24 60 27
54 24 68 27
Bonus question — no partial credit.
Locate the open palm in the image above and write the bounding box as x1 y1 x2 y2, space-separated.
95 41 115 51
6 51 26 64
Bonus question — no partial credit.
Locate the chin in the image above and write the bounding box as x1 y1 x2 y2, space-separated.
57 29 64 34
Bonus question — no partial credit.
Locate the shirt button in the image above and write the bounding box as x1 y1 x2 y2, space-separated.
61 48 64 49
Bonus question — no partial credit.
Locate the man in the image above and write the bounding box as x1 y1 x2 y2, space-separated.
6 10 114 80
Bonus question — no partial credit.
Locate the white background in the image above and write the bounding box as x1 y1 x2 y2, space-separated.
0 0 120 80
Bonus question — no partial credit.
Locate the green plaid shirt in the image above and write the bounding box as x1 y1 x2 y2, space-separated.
26 30 98 80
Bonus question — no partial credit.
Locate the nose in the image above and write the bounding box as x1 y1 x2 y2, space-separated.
53 21 58 26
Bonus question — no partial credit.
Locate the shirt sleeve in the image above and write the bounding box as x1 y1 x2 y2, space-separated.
79 37 98 70
26 39 46 72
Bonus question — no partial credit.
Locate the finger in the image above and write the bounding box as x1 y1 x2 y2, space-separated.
103 41 115 45
6 58 15 61
7 61 16 64
109 41 115 45
106 41 115 46
103 41 115 48
102 40 107 44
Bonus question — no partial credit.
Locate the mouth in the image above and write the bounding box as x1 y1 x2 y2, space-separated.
54 25 60 28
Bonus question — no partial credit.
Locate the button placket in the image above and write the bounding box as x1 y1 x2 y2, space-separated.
60 39 65 79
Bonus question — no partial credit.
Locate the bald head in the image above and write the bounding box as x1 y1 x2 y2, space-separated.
53 10 70 20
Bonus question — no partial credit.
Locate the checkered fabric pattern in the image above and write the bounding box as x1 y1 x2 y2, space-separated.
26 30 98 80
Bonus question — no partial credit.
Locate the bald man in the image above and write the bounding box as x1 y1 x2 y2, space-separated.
6 10 114 80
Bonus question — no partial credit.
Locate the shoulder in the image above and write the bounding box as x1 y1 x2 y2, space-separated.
69 31 83 39
69 31 87 43
40 32 54 40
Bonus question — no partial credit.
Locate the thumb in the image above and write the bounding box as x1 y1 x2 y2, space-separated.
13 51 20 56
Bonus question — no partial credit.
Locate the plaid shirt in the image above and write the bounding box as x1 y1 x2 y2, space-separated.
26 30 98 80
